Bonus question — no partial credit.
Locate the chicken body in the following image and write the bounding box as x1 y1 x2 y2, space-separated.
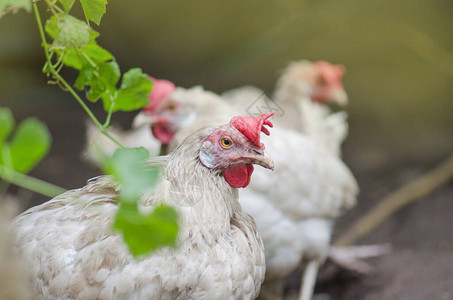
239 127 357 279
168 86 236 150
14 120 272 299
237 127 357 300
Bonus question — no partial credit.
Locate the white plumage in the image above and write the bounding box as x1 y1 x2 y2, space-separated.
14 119 272 299
236 126 357 300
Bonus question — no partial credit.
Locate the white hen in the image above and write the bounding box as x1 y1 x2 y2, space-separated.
13 114 276 299
237 126 357 300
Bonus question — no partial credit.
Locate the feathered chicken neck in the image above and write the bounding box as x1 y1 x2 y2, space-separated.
152 127 243 239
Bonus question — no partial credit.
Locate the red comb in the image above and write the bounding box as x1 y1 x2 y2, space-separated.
314 61 345 83
142 77 176 112
230 112 274 148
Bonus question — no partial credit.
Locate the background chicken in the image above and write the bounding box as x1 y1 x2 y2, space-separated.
13 114 275 299
222 60 349 157
236 127 358 300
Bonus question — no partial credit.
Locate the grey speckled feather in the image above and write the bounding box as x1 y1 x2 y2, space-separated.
13 127 265 300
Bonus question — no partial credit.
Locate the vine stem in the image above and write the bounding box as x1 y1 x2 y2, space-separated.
32 3 123 148
335 153 453 246
0 166 66 198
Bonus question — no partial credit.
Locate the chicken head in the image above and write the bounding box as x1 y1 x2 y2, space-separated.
275 60 348 106
199 112 275 188
133 77 195 144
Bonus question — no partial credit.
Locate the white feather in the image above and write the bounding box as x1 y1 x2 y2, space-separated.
14 129 265 299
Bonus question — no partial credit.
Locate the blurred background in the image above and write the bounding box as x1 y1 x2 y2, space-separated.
1 0 452 299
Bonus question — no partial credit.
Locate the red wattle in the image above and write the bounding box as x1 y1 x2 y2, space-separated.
152 125 174 144
224 164 254 188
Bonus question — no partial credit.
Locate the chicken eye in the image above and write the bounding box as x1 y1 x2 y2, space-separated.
167 104 177 111
220 137 233 148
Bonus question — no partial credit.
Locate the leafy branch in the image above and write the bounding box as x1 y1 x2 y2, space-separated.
0 0 179 257
33 1 152 147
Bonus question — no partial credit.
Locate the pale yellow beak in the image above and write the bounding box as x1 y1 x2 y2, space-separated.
243 148 274 171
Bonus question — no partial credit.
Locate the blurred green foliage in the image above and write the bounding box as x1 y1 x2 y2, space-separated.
0 107 64 199
0 107 51 174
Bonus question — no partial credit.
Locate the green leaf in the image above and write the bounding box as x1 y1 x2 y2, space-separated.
45 16 60 40
91 61 121 102
104 68 152 112
62 48 85 70
63 42 113 70
75 63 95 90
89 28 100 42
76 61 120 102
58 0 76 12
0 107 14 147
80 0 107 25
50 15 90 50
0 0 31 17
113 204 178 257
46 16 86 70
119 68 152 92
8 118 51 173
98 61 120 87
83 43 113 62
86 78 105 101
106 147 158 203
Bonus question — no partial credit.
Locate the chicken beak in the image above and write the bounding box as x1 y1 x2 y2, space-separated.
331 89 348 106
244 148 274 171
132 112 170 128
